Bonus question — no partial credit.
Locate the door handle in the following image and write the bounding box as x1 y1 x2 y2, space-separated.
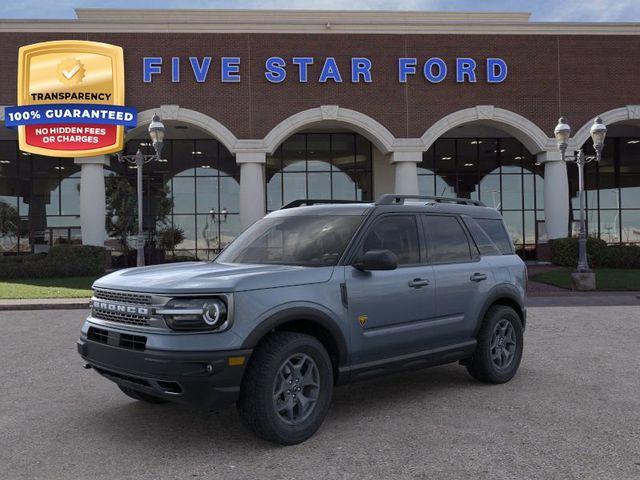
408 278 430 288
470 272 488 282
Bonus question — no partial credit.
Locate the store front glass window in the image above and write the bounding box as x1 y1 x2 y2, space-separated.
569 136 640 244
266 133 373 212
108 138 240 262
0 141 81 254
419 137 544 257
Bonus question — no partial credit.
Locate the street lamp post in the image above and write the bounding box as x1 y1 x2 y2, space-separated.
117 114 166 267
553 116 607 288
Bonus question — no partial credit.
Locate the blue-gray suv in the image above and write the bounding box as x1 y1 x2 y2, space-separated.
77 194 527 445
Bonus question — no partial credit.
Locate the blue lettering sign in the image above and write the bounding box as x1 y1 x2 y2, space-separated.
292 57 314 82
221 57 241 83
351 57 372 83
424 58 447 83
456 58 477 83
143 57 162 83
319 57 342 83
171 57 180 83
265 56 287 83
487 58 508 83
398 58 417 83
189 57 211 83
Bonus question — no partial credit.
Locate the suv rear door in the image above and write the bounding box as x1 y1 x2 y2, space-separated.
421 214 494 346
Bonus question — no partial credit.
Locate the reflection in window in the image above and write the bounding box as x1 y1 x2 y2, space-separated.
0 144 82 253
120 138 240 260
419 138 543 253
266 133 373 211
569 137 640 244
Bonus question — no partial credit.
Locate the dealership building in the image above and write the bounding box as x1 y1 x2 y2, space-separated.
0 9 639 260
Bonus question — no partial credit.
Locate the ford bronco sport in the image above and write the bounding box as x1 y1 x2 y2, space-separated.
78 194 526 445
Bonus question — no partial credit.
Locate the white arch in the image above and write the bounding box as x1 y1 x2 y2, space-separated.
572 105 640 148
263 105 396 155
420 105 553 154
127 105 239 153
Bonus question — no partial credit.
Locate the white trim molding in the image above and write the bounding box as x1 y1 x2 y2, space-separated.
263 106 396 155
128 106 239 154
2 9 640 35
420 106 554 154
572 105 640 148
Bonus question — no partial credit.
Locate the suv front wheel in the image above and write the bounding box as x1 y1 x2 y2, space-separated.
237 331 333 445
466 305 524 384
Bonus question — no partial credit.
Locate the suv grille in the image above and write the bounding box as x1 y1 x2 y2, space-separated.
92 308 151 327
87 326 147 351
93 289 152 305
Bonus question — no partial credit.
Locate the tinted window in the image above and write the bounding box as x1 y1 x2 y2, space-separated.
423 215 472 263
476 218 514 254
360 215 420 265
216 215 362 266
462 217 501 256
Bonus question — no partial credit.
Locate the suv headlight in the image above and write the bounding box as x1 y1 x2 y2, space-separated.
158 298 229 331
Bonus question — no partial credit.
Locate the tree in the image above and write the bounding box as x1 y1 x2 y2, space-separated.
0 201 21 252
104 176 173 254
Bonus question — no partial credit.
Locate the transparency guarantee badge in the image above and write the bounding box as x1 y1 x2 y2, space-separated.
5 40 136 157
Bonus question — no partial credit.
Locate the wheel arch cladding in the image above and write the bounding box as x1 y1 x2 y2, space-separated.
241 307 348 380
476 287 526 334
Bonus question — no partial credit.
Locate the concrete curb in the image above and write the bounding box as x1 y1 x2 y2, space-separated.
0 299 89 311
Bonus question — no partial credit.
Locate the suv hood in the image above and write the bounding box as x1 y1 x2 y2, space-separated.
92 261 334 294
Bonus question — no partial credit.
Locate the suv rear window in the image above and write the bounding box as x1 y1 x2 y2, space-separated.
422 215 472 263
462 217 502 256
475 218 514 254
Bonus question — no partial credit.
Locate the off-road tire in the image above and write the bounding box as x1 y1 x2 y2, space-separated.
466 305 524 384
118 385 169 404
237 331 333 445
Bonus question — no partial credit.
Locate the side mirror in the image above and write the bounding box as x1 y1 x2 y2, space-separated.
353 249 398 271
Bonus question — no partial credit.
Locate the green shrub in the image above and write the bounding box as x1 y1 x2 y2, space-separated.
0 245 106 279
550 237 640 269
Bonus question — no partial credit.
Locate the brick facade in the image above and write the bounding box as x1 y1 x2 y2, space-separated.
0 32 638 141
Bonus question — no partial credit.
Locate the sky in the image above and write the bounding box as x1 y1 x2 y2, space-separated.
0 0 639 22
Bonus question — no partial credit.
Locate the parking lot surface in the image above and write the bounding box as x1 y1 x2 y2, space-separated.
1 305 639 480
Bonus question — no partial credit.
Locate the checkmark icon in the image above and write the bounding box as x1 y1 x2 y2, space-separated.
62 64 80 79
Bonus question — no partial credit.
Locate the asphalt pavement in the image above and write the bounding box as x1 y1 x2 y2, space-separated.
0 306 639 480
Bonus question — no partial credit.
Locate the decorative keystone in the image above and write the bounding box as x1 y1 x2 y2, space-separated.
627 105 640 120
160 104 180 120
476 105 495 120
320 105 339 120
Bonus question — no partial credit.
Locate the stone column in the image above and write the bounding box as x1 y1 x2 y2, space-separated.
391 151 422 195
74 155 109 246
237 151 266 229
538 151 569 240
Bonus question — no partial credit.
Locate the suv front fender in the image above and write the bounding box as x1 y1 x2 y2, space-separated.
240 304 349 367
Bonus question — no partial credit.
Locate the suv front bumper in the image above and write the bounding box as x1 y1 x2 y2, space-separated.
77 332 252 409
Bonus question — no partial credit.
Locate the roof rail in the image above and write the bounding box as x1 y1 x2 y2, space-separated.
375 194 485 207
280 199 368 209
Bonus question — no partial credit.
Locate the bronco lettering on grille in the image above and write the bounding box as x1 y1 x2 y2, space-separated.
92 301 149 316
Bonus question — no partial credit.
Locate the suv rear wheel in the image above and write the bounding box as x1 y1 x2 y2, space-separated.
237 331 333 445
466 305 523 384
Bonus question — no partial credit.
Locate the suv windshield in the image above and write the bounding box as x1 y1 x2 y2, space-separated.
216 215 363 266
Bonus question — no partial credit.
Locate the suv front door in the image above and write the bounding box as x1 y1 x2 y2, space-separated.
421 214 493 347
344 214 436 366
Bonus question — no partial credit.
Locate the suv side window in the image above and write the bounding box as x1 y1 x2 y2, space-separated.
360 215 420 265
422 215 472 263
462 216 502 256
475 218 514 254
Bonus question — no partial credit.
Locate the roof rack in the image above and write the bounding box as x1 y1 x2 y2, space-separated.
375 194 485 207
280 199 368 209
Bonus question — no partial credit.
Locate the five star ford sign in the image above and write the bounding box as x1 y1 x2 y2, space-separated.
4 40 137 158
